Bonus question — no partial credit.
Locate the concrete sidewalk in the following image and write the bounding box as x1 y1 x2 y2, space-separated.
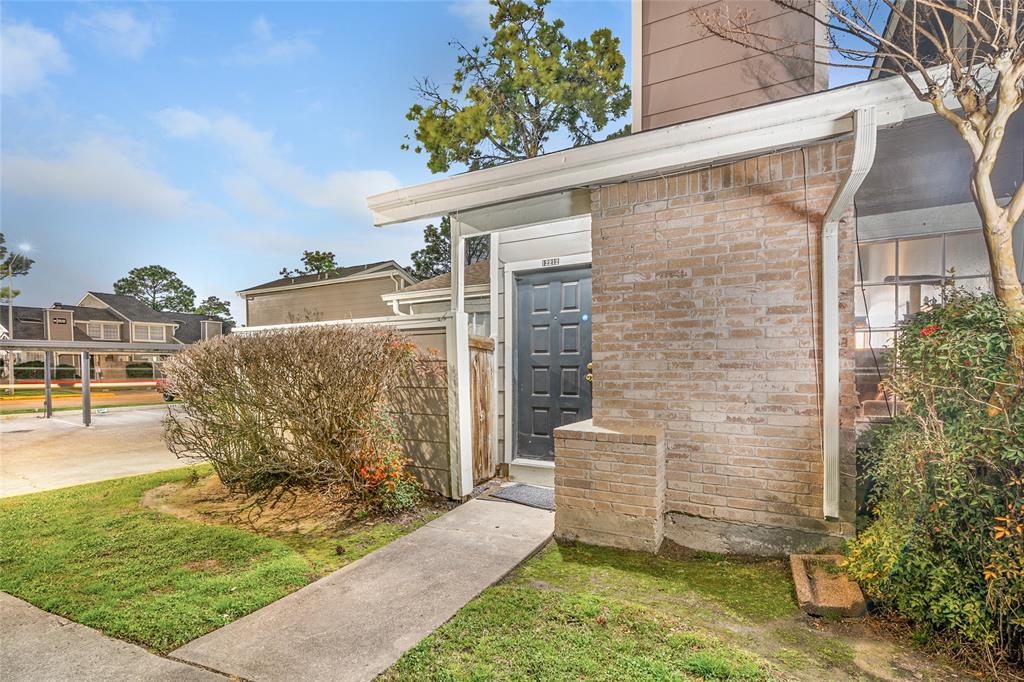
172 498 553 681
1 407 190 497
0 593 224 682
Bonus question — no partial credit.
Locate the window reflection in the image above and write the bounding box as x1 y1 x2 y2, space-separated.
855 230 992 418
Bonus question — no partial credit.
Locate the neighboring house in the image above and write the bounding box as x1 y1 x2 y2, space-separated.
381 260 492 335
238 260 417 327
364 0 1024 557
1 293 226 379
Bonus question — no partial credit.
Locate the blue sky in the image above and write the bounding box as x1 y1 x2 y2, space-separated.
1 0 632 321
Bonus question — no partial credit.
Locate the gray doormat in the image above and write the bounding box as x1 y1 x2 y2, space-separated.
487 483 555 511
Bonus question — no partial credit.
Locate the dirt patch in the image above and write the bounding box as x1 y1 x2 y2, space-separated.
182 559 222 572
142 473 449 538
142 474 354 535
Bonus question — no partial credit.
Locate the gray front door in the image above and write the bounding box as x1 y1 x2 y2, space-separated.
515 267 592 461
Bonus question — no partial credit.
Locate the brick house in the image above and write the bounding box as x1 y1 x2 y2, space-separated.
364 3 1021 556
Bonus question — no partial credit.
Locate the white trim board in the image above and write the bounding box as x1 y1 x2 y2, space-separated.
502 251 593 468
369 68 957 226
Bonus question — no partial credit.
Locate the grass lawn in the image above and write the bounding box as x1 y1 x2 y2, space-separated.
384 543 956 682
0 467 439 652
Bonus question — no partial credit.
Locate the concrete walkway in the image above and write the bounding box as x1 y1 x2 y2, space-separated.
172 498 554 681
1 407 189 497
0 593 224 682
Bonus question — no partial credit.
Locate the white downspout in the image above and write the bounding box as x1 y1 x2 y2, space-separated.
821 107 877 519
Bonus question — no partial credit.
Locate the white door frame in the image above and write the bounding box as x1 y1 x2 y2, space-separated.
503 252 592 471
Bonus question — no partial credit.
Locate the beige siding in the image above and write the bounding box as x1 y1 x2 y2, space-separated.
640 0 826 130
46 310 74 341
391 328 452 497
245 276 399 327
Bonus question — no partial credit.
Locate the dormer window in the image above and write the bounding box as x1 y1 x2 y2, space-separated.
86 321 120 341
134 324 167 342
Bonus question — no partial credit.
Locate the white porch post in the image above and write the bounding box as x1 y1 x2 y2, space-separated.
446 216 474 498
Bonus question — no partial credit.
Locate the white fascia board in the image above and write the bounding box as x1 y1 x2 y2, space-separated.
237 267 413 297
381 284 490 304
234 312 450 334
368 74 944 226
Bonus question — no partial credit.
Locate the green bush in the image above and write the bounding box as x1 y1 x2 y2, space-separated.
125 362 155 379
14 361 76 380
845 287 1023 666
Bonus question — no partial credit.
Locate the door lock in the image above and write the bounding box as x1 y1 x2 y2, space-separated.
585 362 593 383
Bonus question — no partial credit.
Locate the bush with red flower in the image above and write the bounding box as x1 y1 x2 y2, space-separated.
845 286 1024 667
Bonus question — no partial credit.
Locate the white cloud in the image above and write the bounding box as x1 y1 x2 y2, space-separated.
152 106 211 138
1 137 190 218
66 7 164 60
449 1 493 31
230 16 315 65
153 107 400 221
1 21 69 96
223 174 281 218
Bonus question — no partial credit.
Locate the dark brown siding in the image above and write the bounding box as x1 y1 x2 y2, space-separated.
641 0 827 130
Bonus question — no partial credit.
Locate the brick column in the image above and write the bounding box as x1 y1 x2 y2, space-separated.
553 419 666 553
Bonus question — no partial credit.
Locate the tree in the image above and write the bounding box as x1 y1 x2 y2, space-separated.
194 296 235 325
403 0 631 173
279 250 340 278
114 265 196 313
0 234 34 304
409 216 491 280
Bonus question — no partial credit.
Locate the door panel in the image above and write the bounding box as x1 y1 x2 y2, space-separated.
515 267 592 460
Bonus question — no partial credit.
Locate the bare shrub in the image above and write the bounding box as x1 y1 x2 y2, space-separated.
163 324 437 510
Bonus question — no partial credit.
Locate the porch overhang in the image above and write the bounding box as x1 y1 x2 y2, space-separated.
367 72 946 228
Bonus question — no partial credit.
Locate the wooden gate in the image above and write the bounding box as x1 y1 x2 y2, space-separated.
468 335 497 484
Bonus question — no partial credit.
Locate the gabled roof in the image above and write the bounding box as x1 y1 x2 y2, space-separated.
82 292 225 343
397 261 491 294
237 260 417 295
0 305 123 342
85 292 171 323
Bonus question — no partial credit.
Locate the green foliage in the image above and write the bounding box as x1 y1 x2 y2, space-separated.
403 0 630 173
409 216 490 280
113 265 196 313
279 250 340 278
845 287 1024 665
125 362 155 379
14 361 76 380
0 234 34 303
193 295 234 325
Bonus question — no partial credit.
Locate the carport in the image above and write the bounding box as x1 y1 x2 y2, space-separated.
0 339 184 425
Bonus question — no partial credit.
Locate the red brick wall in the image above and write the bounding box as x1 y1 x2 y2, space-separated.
589 141 858 538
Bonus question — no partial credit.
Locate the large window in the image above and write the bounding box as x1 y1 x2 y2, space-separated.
86 321 120 341
134 324 167 342
855 230 991 417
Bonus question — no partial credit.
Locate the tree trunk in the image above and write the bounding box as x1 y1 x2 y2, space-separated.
979 214 1024 416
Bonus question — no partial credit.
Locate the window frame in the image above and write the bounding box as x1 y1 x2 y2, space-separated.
854 228 992 417
133 323 168 343
86 321 121 341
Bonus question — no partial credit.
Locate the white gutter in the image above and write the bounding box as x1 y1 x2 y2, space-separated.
233 312 449 335
368 72 946 226
821 107 877 519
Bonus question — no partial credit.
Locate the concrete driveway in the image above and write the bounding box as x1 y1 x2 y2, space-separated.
1 407 191 497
